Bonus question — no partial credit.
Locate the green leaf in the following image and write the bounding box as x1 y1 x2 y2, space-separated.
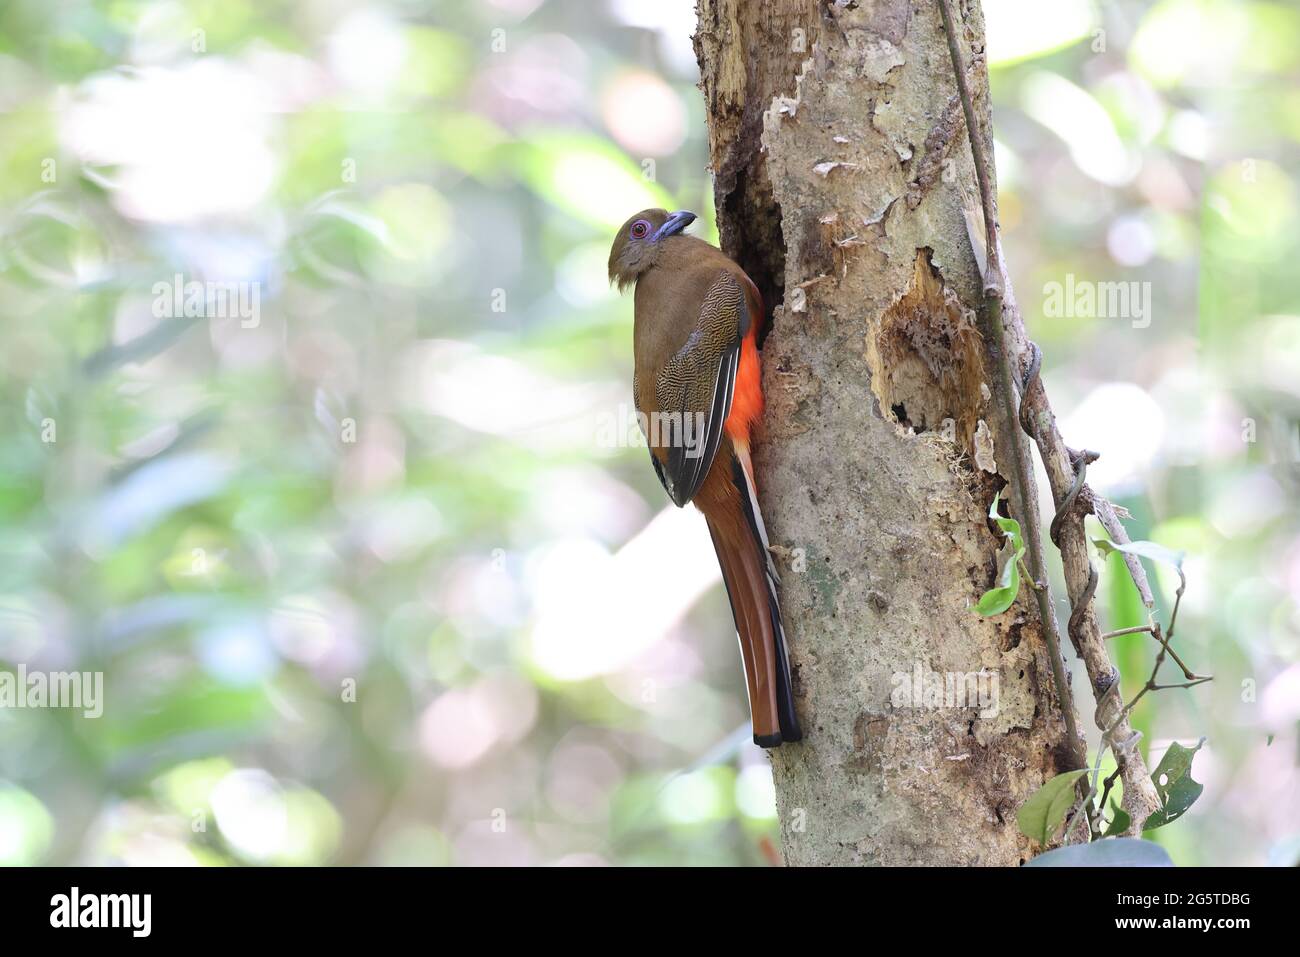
987 490 1025 551
1104 800 1131 838
976 491 1026 616
1092 537 1185 570
1017 769 1089 844
1024 838 1173 867
1144 738 1206 830
976 540 1024 615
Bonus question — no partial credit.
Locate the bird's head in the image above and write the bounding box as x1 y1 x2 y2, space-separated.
607 208 697 291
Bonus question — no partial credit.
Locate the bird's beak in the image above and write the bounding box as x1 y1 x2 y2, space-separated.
653 209 697 241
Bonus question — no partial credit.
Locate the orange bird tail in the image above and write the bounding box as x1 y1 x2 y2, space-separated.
697 317 799 747
701 447 801 748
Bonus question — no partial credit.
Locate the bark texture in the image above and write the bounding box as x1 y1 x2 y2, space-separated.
694 0 1082 865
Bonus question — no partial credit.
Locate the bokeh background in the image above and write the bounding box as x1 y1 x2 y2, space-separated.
0 0 1296 866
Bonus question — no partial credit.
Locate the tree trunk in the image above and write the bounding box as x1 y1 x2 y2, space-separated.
694 0 1080 865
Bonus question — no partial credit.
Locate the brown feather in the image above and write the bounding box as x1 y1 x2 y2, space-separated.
695 438 783 742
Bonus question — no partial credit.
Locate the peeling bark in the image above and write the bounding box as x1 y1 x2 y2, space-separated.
695 0 1082 865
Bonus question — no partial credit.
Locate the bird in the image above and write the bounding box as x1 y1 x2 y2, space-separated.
608 207 801 748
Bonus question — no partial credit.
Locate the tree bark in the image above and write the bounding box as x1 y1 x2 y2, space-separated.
694 0 1082 865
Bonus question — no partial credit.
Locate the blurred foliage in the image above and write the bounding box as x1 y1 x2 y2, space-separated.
0 0 1296 866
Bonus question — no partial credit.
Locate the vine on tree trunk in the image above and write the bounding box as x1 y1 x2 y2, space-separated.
936 0 1210 852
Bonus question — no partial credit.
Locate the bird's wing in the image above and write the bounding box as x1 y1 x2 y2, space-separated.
649 271 748 507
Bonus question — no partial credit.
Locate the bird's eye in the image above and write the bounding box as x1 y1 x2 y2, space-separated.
630 220 650 239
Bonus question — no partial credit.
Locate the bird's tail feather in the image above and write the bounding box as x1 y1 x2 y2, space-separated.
705 451 801 748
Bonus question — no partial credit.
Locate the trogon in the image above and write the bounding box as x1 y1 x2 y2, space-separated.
608 207 801 748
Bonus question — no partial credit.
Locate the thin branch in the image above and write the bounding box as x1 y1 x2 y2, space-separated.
937 0 1084 772
937 1 1000 297
1105 620 1206 681
1103 625 1153 639
937 0 1170 831
1062 776 1096 845
1105 575 1213 738
1165 568 1186 641
940 0 1210 839
1088 491 1156 609
1018 556 1044 592
1093 766 1123 839
1064 745 1107 843
1149 679 1214 691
